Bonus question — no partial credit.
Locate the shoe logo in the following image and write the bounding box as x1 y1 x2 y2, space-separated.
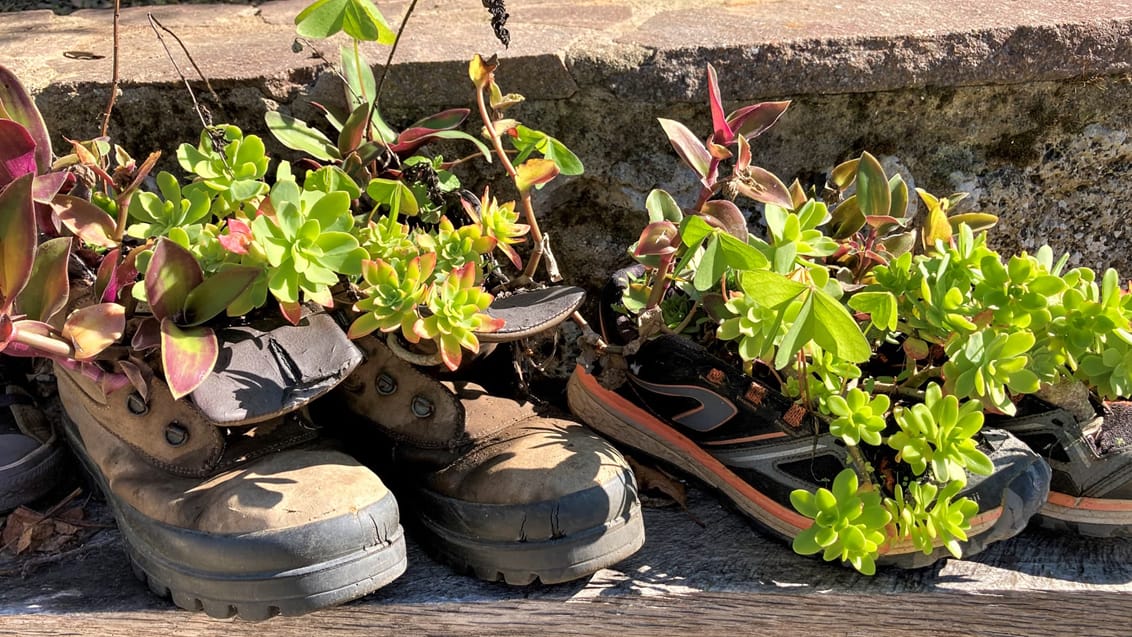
629 375 738 432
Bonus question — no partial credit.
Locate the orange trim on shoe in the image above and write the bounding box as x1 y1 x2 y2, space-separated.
575 366 814 532
1047 490 1132 512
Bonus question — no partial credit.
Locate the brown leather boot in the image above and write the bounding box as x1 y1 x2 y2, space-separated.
323 332 645 585
54 309 407 619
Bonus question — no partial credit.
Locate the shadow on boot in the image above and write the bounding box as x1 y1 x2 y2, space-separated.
323 330 645 586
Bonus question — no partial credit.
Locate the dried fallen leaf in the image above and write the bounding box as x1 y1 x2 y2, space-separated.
627 456 687 508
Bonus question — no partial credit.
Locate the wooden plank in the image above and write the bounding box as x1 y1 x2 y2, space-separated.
3 485 1132 634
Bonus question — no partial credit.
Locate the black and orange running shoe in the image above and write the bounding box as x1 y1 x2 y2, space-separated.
992 396 1132 537
567 267 1051 569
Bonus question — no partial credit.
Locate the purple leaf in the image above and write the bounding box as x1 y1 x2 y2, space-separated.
0 65 51 173
54 195 118 248
0 314 11 352
633 221 680 257
0 173 36 313
32 171 68 204
700 200 748 242
145 239 204 321
0 119 37 186
657 118 710 180
409 108 469 132
734 166 794 210
117 358 151 402
160 319 217 401
706 64 734 145
337 102 370 157
131 317 161 351
727 101 791 141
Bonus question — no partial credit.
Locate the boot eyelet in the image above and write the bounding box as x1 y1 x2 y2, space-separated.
411 396 434 418
127 392 148 416
376 373 397 396
164 422 189 446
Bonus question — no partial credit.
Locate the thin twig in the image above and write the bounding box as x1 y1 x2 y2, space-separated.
99 0 121 137
149 14 220 104
146 13 212 131
372 0 420 114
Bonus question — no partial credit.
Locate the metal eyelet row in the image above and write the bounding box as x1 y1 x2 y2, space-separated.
376 372 435 418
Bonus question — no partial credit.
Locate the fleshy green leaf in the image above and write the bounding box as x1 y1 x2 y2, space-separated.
265 111 339 161
646 189 683 223
856 152 890 218
811 287 870 363
18 236 70 322
182 266 261 327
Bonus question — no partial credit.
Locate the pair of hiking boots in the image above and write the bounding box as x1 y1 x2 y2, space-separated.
42 291 644 620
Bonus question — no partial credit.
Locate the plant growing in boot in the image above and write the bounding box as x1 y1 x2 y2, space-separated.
567 63 1061 575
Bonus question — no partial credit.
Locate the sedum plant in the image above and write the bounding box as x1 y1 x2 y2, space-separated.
612 63 1132 573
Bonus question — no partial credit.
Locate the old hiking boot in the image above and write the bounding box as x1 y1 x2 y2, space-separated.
54 308 406 619
326 287 645 585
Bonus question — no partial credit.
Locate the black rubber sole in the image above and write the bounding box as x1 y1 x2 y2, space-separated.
414 500 645 585
0 441 67 512
568 368 1049 570
60 412 408 620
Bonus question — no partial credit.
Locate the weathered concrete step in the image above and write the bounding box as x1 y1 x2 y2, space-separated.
3 484 1132 635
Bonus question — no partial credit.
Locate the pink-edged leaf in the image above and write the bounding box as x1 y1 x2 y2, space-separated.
438 333 463 371
735 131 753 171
117 358 151 402
409 108 469 132
705 64 734 145
727 100 791 141
219 218 253 255
159 319 217 400
145 238 204 321
131 316 161 351
0 65 51 173
0 119 37 185
734 166 794 209
279 300 303 326
62 303 125 360
515 158 560 193
657 118 711 180
499 242 523 270
475 316 505 335
633 221 680 257
389 129 491 161
707 138 732 161
0 173 36 312
94 248 120 303
54 195 118 248
700 200 748 242
17 236 70 322
182 266 261 327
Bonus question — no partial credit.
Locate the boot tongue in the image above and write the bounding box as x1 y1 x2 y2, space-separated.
479 286 585 343
190 307 362 425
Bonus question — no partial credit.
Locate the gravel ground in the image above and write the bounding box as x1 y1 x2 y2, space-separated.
0 0 257 14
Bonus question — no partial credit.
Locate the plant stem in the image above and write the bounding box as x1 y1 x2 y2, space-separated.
474 85 546 280
369 0 419 143
100 0 121 137
13 327 76 359
845 443 875 488
645 254 673 310
871 381 926 401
